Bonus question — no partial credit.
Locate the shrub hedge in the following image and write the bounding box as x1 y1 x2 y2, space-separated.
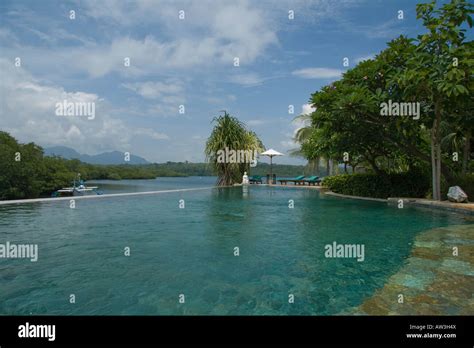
323 171 431 199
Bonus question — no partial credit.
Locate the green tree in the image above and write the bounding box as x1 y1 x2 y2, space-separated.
296 0 473 201
298 39 425 177
0 131 45 199
397 0 473 200
205 112 265 186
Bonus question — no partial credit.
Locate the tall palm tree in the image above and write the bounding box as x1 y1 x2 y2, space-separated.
205 112 265 186
289 113 323 175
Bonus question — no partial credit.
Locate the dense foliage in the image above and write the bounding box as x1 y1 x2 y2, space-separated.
323 171 432 199
296 0 473 200
0 131 182 199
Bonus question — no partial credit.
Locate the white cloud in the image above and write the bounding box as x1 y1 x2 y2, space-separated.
280 139 297 150
292 68 343 79
134 128 169 140
280 104 314 151
13 0 277 79
0 58 168 153
120 79 187 117
1 0 367 81
122 80 184 99
301 103 316 116
15 30 272 79
65 125 83 140
229 73 264 86
81 0 360 33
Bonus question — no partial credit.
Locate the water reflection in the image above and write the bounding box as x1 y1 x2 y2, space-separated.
242 185 249 198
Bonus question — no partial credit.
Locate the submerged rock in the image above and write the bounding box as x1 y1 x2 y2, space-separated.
447 186 468 203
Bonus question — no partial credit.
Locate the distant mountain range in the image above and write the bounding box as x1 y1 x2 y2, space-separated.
44 146 150 165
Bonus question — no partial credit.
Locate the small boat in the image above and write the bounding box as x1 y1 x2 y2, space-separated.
52 174 102 197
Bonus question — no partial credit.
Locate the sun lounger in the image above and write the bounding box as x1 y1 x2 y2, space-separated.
249 175 263 184
278 175 305 185
299 176 321 186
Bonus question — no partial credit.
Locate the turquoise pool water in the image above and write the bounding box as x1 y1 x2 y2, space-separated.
0 178 472 315
87 176 217 193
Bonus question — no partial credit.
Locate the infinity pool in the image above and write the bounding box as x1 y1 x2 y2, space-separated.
0 179 472 315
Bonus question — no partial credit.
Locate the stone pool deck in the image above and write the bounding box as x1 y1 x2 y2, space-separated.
351 224 474 315
388 197 474 215
321 190 474 215
258 184 474 214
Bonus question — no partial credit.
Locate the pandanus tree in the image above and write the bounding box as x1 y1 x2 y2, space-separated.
205 112 265 186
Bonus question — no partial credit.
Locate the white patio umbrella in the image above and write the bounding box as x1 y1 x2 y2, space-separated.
261 149 284 184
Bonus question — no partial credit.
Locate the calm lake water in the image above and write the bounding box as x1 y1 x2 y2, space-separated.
0 177 472 315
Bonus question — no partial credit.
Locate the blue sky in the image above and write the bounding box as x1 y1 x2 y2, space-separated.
0 0 439 164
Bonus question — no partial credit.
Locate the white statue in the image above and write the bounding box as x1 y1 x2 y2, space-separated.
242 171 249 185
